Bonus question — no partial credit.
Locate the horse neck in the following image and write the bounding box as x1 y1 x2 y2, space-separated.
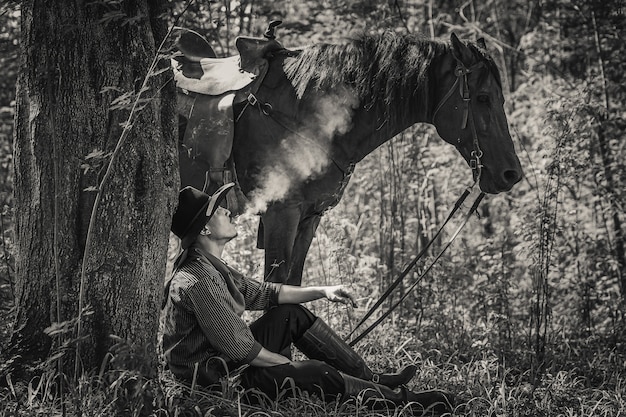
342 66 439 164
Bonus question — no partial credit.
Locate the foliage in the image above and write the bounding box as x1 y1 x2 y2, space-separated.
1 0 626 415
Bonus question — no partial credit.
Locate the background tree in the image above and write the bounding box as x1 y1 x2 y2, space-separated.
7 0 178 378
0 2 19 347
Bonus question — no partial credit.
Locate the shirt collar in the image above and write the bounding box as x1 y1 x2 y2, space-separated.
188 242 235 274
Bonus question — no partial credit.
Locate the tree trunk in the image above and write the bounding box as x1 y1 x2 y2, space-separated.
597 122 626 303
10 0 178 376
590 10 626 305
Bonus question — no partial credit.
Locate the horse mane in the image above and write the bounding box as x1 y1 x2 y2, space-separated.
284 32 448 110
284 32 503 121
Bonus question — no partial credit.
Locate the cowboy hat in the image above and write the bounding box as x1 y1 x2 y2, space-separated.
171 183 235 249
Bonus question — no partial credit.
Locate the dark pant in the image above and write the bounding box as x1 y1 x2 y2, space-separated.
240 305 344 401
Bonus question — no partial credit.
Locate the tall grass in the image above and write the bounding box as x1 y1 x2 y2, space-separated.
2 319 626 416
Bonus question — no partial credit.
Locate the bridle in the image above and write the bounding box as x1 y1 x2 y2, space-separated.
432 54 486 186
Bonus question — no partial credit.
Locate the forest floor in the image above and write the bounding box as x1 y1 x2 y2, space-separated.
1 310 625 417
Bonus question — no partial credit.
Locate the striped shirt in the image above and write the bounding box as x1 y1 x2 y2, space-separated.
161 244 281 369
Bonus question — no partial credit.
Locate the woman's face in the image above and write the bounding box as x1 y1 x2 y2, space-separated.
206 206 238 241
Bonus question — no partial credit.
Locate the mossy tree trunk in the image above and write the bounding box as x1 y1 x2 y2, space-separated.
9 0 178 376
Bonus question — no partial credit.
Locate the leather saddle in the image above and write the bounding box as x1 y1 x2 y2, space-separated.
172 23 284 100
172 23 286 213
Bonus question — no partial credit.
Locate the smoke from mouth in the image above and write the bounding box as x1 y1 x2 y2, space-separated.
244 88 358 216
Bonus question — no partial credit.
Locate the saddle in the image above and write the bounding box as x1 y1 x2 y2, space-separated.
172 23 285 212
173 21 283 95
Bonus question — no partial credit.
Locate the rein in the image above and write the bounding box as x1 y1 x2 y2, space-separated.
348 190 485 347
346 187 472 341
347 53 489 346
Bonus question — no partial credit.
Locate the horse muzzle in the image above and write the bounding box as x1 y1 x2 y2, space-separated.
478 161 523 194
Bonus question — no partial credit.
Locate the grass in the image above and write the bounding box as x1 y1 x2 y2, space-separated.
1 317 626 417
2 218 626 416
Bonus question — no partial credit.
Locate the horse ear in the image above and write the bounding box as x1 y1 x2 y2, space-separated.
450 32 473 64
477 37 487 50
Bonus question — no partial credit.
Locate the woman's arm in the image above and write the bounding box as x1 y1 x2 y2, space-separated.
249 347 291 367
277 285 357 307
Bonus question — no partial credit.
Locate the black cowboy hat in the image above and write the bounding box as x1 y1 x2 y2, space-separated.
171 183 235 249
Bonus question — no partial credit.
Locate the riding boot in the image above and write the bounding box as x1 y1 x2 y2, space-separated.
341 373 454 415
295 318 417 389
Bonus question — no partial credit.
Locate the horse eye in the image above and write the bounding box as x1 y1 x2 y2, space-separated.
477 94 490 104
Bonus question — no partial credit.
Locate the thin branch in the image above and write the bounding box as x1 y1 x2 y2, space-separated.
449 7 579 91
511 126 541 204
590 9 625 300
0 208 13 291
427 0 434 39
392 0 410 33
590 11 610 116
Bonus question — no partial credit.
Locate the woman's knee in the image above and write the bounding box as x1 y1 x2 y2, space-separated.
270 304 316 326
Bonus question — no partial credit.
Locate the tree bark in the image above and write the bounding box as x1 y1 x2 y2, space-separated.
10 0 178 376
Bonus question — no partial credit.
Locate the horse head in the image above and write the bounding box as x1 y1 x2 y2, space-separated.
432 33 522 194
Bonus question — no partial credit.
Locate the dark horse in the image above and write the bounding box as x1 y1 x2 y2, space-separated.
176 31 523 285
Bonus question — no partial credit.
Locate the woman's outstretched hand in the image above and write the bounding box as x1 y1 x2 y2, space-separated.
324 285 358 308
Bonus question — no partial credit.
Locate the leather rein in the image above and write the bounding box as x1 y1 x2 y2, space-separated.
347 55 488 346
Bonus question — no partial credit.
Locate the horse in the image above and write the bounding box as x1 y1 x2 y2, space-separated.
175 30 523 286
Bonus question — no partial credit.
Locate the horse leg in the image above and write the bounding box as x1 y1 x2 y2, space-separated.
286 212 321 286
261 200 301 284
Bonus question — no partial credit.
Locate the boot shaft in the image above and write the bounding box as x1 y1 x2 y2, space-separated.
295 318 372 378
295 318 416 388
